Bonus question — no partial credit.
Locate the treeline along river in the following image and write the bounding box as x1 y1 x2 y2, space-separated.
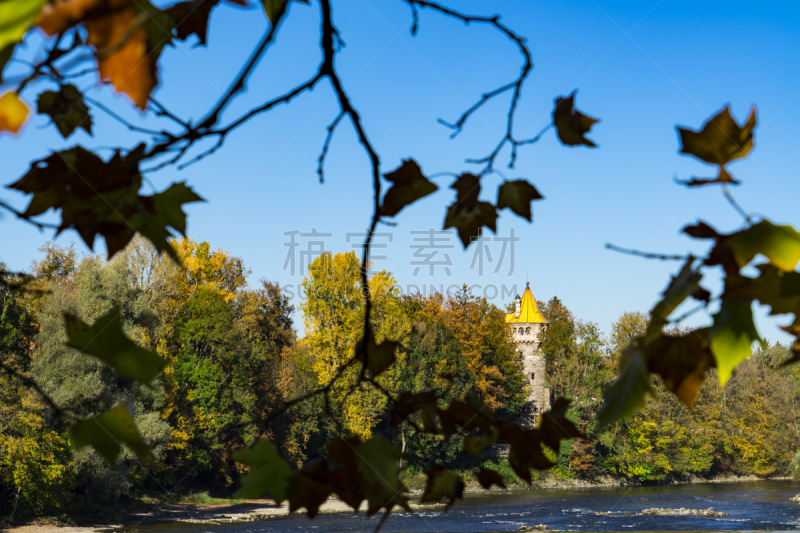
127 480 800 533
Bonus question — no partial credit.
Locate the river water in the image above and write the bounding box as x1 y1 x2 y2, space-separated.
135 480 800 532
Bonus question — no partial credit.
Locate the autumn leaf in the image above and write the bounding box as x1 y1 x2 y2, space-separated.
37 83 93 138
645 328 715 409
355 327 397 378
444 173 498 248
496 179 543 222
167 0 222 45
70 402 152 464
497 422 553 483
678 105 756 167
420 466 464 511
723 220 800 272
353 434 409 515
597 345 654 429
87 6 157 110
288 460 333 518
723 264 800 316
380 159 438 217
709 300 761 385
8 146 204 261
64 305 167 386
233 439 297 501
462 427 499 457
0 91 29 134
475 467 505 490
537 397 582 451
552 91 599 147
325 437 365 509
678 166 740 187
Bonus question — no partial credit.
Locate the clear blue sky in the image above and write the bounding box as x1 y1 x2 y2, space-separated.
2 0 800 341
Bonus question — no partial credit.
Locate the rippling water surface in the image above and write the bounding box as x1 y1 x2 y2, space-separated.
134 480 800 532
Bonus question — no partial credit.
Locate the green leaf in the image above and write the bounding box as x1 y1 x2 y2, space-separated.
354 434 409 515
64 306 167 386
420 466 464 511
380 159 438 217
724 220 800 271
723 264 800 316
0 0 47 53
552 91 599 147
678 106 756 167
475 467 505 490
234 439 296 501
355 328 397 378
597 345 654 429
444 173 498 248
709 301 761 385
496 179 543 222
36 84 93 138
70 402 151 464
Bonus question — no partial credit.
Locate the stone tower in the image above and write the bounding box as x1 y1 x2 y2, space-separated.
506 282 549 425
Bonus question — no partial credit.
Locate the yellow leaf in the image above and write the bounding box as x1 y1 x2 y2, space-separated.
0 91 29 134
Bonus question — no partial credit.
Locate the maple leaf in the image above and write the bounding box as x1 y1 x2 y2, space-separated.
380 159 438 217
678 105 757 167
552 91 599 147
475 467 505 490
64 305 167 386
444 173 498 248
37 83 93 138
8 146 204 261
233 439 297 501
0 91 29 134
353 434 409 515
597 345 654 429
645 328 715 409
496 179 543 222
70 402 152 464
420 466 464 511
167 0 222 45
709 300 761 385
355 327 397 378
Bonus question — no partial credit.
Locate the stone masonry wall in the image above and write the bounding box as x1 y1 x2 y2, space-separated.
511 322 549 427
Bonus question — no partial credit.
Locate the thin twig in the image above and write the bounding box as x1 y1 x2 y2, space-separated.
605 243 688 261
722 184 752 226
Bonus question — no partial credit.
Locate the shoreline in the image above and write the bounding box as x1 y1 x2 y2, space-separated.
3 475 795 532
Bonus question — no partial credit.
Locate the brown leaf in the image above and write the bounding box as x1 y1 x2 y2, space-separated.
444 173 497 248
644 328 715 409
496 179 543 222
380 158 438 217
537 397 583 451
167 0 222 45
475 467 505 490
288 459 333 518
355 327 397 378
393 391 438 432
325 437 365 510
552 91 599 147
37 0 104 35
677 166 740 187
678 105 757 166
498 422 553 483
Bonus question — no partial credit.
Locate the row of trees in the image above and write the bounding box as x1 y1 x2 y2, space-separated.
1 240 797 517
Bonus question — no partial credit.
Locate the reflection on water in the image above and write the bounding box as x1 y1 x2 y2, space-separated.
126 480 800 533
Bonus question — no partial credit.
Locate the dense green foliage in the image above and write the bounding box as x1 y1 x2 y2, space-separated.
2 242 799 518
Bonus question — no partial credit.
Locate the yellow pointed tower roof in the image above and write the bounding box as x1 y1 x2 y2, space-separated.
506 282 548 324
